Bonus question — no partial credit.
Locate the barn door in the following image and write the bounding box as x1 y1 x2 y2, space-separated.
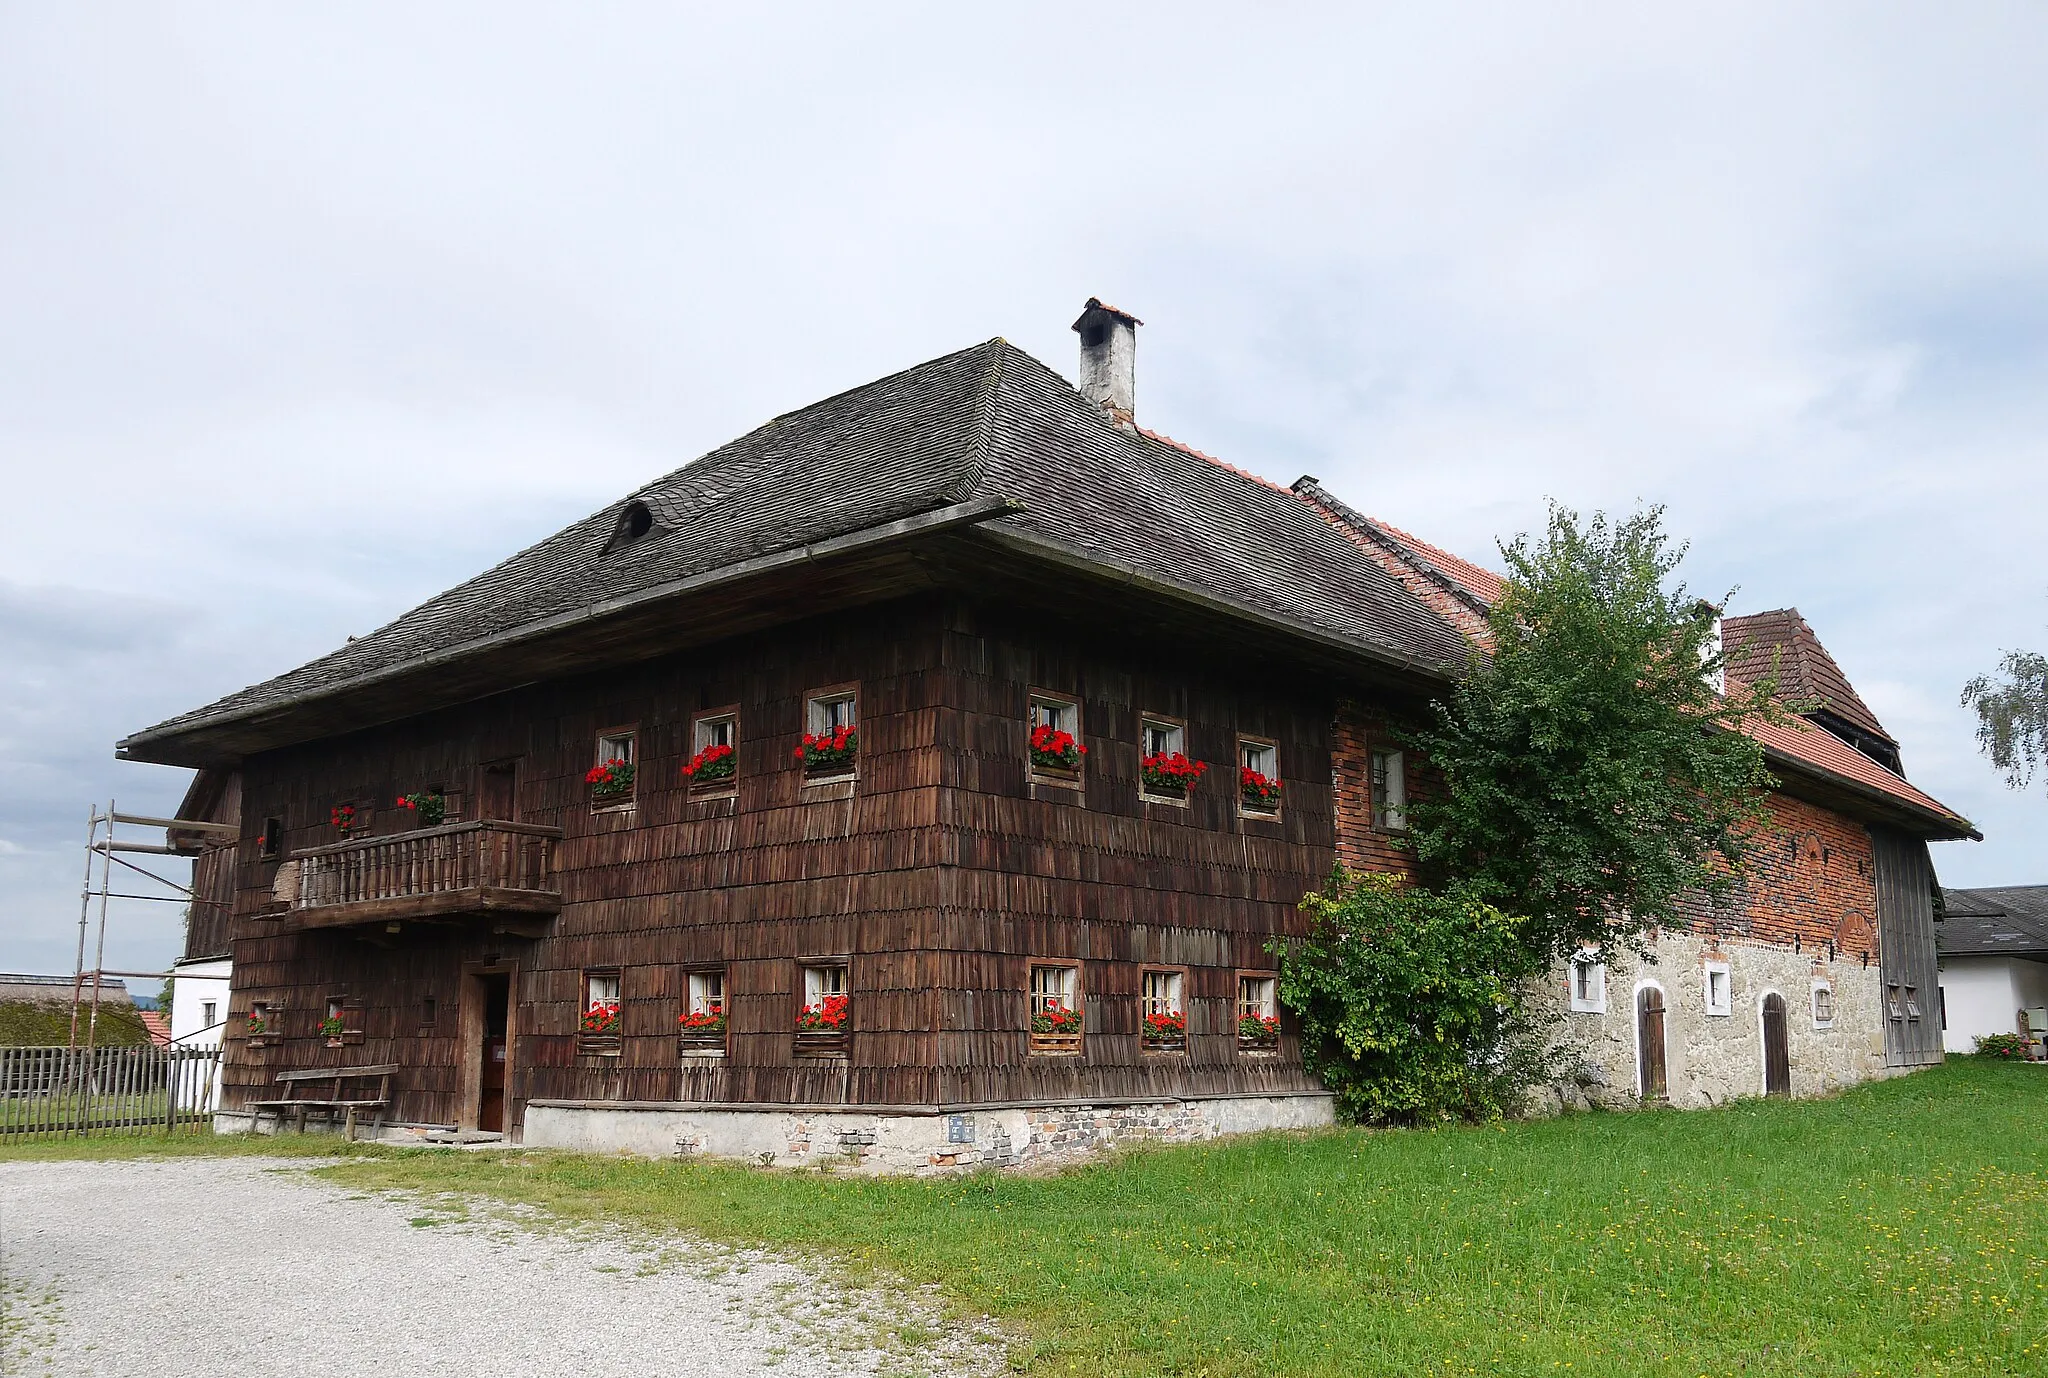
1762 992 1791 1097
1636 986 1668 1102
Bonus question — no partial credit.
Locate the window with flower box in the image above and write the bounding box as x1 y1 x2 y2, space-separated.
1140 716 1204 803
684 711 739 796
579 969 622 1056
1238 738 1282 816
1027 694 1086 785
1369 749 1406 831
329 801 366 839
1140 968 1187 1052
799 689 859 780
244 1000 278 1047
678 968 728 1053
796 961 850 1056
320 996 364 1047
589 730 637 808
1029 962 1083 1054
1237 974 1279 1049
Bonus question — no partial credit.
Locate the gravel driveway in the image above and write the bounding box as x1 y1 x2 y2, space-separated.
1 1157 1005 1378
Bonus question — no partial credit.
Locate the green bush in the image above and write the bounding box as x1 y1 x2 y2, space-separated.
1973 1031 2033 1060
0 998 150 1047
1274 869 1557 1125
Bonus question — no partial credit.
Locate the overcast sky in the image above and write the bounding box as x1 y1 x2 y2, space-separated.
4 4 2045 983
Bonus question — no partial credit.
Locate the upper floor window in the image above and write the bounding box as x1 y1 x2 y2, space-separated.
1140 715 1203 801
680 969 728 1048
1140 968 1187 1051
800 689 859 777
590 730 637 807
796 961 850 1053
685 711 738 791
1370 750 1406 831
258 817 284 861
1028 694 1085 779
1239 738 1281 815
1237 974 1279 1047
1029 962 1083 1053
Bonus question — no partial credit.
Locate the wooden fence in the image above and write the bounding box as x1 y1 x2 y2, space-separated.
0 1044 223 1142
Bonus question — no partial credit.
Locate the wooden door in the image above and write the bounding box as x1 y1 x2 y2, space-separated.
1762 992 1790 1097
479 762 519 822
479 972 510 1134
1636 986 1668 1102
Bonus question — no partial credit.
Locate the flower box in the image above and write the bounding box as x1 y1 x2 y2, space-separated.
587 758 635 804
796 728 858 777
682 743 737 793
395 791 447 827
1029 1004 1084 1055
678 1007 727 1052
1237 1013 1281 1049
1239 767 1282 812
329 804 361 837
1140 752 1206 798
1141 1009 1188 1052
795 993 849 1056
579 1002 623 1056
1028 724 1086 777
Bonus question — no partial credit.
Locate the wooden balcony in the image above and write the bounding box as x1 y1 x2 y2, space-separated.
285 821 564 935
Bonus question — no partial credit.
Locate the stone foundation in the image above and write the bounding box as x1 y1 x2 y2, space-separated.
1539 930 1896 1110
522 1091 1335 1173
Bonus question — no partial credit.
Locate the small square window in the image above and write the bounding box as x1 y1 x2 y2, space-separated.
1028 695 1085 778
1140 969 1187 1051
796 962 850 1054
245 1001 273 1039
580 969 622 1052
801 691 859 777
1811 984 1835 1029
1703 962 1732 1017
1238 738 1281 814
1029 963 1083 1053
1237 974 1280 1046
201 1001 217 1028
591 731 637 806
686 712 739 790
1140 716 1198 801
1570 954 1608 1013
1370 750 1406 831
680 969 728 1048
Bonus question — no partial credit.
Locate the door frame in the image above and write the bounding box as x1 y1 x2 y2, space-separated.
1634 980 1668 1102
458 959 520 1136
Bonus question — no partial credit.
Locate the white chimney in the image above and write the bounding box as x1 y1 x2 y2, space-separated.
1072 297 1141 429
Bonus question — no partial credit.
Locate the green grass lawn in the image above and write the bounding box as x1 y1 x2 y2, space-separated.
11 1059 2045 1376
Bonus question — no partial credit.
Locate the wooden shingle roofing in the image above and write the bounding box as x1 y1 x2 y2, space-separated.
121 340 1471 764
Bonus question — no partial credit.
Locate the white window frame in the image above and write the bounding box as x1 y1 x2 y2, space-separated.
596 730 635 768
1811 981 1835 1030
802 963 848 1006
687 969 726 1017
1569 953 1608 1014
1237 974 1277 1023
693 713 736 753
1703 960 1733 1018
1141 968 1184 1019
1141 716 1185 760
807 692 857 736
1029 695 1078 736
1238 737 1280 816
1370 749 1407 831
1030 962 1079 1015
585 970 621 1009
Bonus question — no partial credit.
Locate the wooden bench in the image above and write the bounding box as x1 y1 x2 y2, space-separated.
249 1064 398 1140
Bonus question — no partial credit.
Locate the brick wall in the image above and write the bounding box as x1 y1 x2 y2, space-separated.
1331 701 1426 879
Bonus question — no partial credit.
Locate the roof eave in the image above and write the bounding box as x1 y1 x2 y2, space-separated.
1757 742 1980 842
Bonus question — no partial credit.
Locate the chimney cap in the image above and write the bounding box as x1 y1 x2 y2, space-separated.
1072 297 1143 331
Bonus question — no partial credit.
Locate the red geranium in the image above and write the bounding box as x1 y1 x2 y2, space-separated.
581 1001 620 1035
330 804 359 835
683 742 736 782
1239 766 1282 809
586 758 635 800
798 993 850 1030
795 727 858 771
1031 1003 1084 1035
679 1005 727 1036
1142 1009 1187 1042
1238 1012 1281 1043
1028 723 1086 771
1141 751 1207 792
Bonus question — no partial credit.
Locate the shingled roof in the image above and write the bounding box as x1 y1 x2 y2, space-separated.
122 340 1471 763
1939 886 2048 958
1722 609 1897 747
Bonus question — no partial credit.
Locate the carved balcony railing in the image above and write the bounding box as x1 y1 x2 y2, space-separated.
284 821 564 933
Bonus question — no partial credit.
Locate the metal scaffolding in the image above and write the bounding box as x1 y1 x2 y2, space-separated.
68 802 238 1062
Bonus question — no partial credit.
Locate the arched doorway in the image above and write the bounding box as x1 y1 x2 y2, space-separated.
1636 985 1667 1102
1762 992 1791 1097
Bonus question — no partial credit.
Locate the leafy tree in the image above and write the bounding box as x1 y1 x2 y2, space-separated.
1962 644 2048 791
1275 870 1556 1125
1403 504 1786 964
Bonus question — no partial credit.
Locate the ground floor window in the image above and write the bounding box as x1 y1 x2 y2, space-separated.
1569 953 1607 1013
1237 974 1279 1048
796 961 850 1055
680 969 728 1049
1029 963 1083 1054
1140 968 1187 1051
579 969 622 1055
1703 960 1733 1017
1811 983 1835 1029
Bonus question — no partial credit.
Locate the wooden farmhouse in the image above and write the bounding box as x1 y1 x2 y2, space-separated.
121 301 1977 1166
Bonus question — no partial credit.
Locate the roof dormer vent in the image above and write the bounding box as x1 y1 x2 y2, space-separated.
601 500 656 557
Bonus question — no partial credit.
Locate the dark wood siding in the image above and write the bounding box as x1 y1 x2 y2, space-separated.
1873 826 1943 1068
216 593 1337 1130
